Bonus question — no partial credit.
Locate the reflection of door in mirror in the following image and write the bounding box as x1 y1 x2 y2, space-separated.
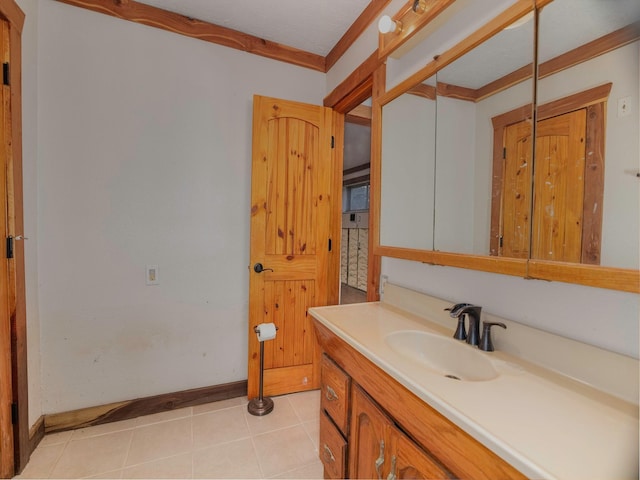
532 110 587 263
492 84 610 264
536 0 639 270
499 120 532 259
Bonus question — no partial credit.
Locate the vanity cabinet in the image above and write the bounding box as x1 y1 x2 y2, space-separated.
350 385 450 479
314 319 527 480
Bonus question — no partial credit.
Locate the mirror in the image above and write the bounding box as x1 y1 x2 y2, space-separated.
374 0 639 291
433 14 535 256
379 77 437 250
535 0 640 270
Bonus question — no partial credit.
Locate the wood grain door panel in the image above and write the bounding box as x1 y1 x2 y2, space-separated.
249 95 334 398
500 120 532 258
532 109 587 263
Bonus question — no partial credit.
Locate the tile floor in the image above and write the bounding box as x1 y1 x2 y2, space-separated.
340 284 366 305
17 391 323 479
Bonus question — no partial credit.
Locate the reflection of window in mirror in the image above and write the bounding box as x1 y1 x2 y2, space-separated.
345 184 370 212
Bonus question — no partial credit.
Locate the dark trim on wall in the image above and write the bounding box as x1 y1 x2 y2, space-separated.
344 174 370 187
44 380 248 434
27 416 44 458
343 162 371 176
325 0 392 71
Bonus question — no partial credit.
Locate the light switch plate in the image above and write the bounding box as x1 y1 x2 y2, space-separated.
146 264 159 285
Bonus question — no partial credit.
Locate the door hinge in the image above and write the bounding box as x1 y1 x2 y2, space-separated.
502 147 506 159
331 136 335 149
11 403 18 424
6 236 13 259
2 63 9 86
328 238 332 252
499 235 504 248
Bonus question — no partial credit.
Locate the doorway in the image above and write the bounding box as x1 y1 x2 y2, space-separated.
340 102 371 305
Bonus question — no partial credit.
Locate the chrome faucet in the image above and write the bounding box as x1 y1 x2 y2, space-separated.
445 304 482 346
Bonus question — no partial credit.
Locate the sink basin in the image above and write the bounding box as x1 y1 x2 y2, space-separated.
385 330 499 381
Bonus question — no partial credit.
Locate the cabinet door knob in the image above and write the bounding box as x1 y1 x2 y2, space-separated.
323 444 336 463
325 385 338 402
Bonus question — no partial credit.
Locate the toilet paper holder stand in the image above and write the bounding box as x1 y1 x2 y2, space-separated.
248 324 279 416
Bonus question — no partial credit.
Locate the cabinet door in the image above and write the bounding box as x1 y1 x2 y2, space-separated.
389 427 451 479
351 386 451 480
349 386 389 479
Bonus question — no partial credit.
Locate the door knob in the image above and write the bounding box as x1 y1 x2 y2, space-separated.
253 263 273 273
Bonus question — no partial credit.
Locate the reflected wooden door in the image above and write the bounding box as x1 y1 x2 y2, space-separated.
500 119 532 258
532 109 587 262
248 95 334 398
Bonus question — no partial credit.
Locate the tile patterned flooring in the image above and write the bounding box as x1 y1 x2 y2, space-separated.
18 391 323 479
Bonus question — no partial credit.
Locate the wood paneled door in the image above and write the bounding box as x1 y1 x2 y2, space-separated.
500 119 533 259
532 109 587 263
248 95 337 399
492 84 609 265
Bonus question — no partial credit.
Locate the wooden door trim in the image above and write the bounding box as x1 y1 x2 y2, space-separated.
0 0 27 475
56 0 394 73
56 0 326 72
490 83 611 264
325 0 393 72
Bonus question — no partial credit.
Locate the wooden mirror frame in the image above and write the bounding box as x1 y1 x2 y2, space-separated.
371 0 640 293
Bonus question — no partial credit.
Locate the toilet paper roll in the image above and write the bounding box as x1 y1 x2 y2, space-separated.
256 323 277 342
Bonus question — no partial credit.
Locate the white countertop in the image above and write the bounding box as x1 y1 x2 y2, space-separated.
309 301 639 480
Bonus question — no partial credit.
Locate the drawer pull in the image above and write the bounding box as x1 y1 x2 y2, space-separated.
387 455 397 480
375 440 385 480
323 444 336 463
325 385 339 402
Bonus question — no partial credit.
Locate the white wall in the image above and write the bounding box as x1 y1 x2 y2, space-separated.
36 1 324 414
433 96 476 253
380 93 436 249
17 0 42 427
537 42 640 269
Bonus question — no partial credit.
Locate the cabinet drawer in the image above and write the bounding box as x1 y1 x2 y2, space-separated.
321 354 351 434
319 412 347 479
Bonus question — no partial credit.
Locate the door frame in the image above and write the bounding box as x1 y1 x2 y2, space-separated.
490 82 610 264
323 59 386 303
0 0 28 476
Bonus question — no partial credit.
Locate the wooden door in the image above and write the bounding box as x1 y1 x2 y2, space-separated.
500 120 532 258
0 17 14 478
349 386 389 480
248 95 335 398
532 109 587 262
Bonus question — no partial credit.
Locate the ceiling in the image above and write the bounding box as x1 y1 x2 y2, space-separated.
137 0 372 57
